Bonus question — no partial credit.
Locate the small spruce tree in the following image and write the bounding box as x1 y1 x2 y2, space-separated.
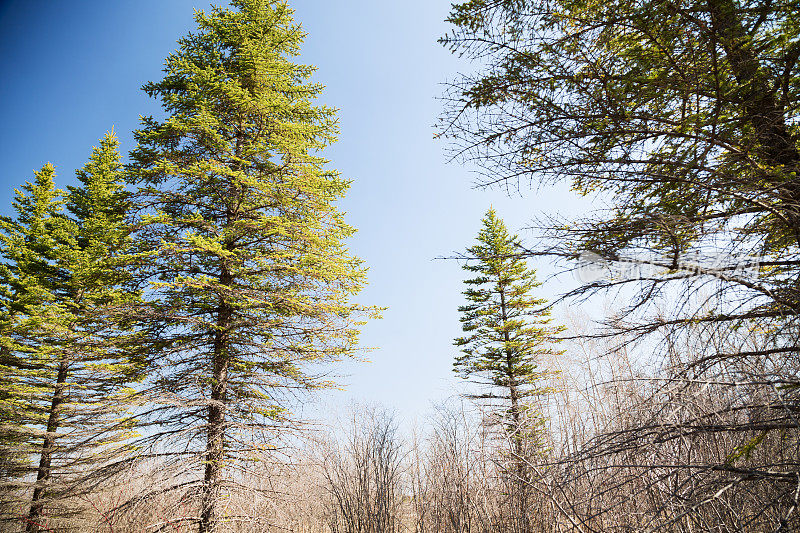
454 208 564 532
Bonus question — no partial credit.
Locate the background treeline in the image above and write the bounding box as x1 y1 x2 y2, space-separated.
20 313 794 533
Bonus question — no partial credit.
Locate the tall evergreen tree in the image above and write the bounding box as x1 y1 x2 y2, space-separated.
0 134 142 532
454 208 564 532
127 2 376 531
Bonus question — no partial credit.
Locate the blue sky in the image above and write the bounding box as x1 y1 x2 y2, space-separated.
0 0 584 425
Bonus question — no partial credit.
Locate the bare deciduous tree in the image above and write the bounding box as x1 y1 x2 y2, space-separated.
321 406 406 533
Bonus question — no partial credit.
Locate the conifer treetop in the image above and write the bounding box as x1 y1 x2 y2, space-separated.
454 208 564 403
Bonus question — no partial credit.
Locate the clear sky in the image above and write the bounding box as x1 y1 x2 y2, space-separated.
0 0 585 427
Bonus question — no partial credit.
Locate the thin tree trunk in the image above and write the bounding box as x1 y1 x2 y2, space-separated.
199 264 233 533
499 289 529 533
199 129 242 533
26 359 68 533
